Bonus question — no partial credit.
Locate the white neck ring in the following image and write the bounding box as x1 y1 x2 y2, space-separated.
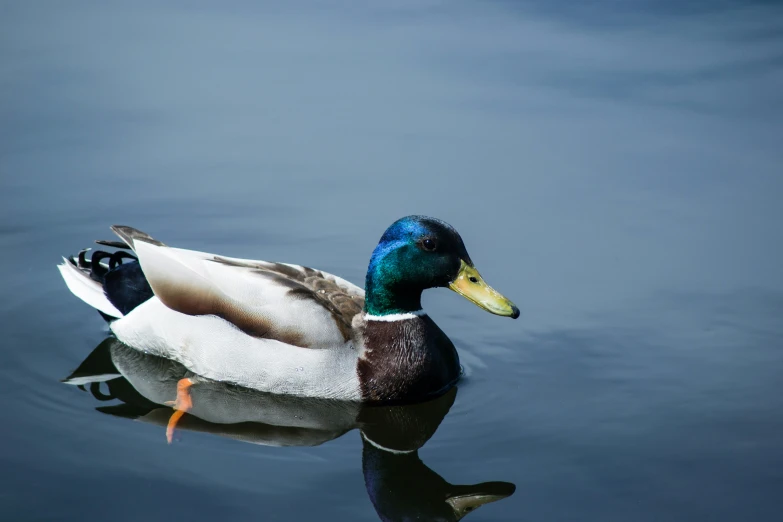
364 310 426 322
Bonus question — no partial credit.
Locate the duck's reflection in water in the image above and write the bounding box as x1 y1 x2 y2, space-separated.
65 338 515 521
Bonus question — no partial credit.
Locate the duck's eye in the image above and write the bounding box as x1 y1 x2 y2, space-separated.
420 237 437 252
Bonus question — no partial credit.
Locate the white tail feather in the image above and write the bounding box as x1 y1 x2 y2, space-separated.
62 374 122 386
57 258 124 318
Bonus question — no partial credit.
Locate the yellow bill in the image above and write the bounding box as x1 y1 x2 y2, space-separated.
448 260 519 318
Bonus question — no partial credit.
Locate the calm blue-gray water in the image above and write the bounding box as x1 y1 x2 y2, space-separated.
1 1 782 521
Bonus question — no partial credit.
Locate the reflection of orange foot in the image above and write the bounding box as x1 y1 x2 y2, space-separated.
166 377 195 444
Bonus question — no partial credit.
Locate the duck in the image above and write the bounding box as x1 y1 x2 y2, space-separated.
58 215 519 405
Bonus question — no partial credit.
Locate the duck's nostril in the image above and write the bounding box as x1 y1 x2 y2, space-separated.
468 276 479 283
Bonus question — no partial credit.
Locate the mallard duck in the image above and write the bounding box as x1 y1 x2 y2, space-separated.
58 216 518 404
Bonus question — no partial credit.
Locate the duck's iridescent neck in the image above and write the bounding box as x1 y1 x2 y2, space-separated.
364 241 424 316
364 270 424 316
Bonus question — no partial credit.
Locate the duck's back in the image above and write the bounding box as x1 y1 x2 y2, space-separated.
121 229 365 350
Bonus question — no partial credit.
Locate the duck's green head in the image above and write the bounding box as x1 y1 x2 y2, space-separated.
365 216 519 318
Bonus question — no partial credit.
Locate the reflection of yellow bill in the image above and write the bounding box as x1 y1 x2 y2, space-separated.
448 260 519 318
447 492 515 520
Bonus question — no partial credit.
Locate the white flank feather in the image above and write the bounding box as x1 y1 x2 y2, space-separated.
57 258 123 318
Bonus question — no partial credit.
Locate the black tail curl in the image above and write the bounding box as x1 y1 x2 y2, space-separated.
71 241 154 319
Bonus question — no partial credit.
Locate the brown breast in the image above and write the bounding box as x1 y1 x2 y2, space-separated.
356 314 460 403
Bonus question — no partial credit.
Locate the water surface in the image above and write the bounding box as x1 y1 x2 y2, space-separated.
1 2 782 521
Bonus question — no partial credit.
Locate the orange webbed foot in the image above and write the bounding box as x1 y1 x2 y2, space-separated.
166 377 195 444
